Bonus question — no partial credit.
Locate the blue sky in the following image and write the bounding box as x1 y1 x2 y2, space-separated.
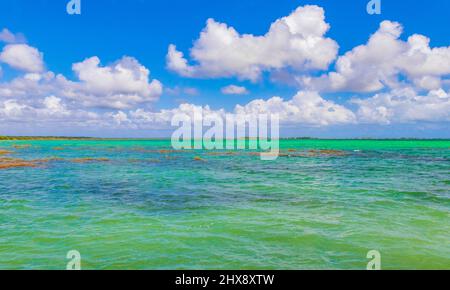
0 0 449 137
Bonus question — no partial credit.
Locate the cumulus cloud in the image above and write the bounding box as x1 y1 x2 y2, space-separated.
0 44 45 72
109 111 130 125
352 88 450 124
0 97 99 125
67 56 163 109
221 85 249 95
127 91 356 127
1 88 449 131
0 56 163 110
110 89 450 128
167 5 338 81
42 95 70 115
235 91 356 126
129 103 226 128
0 27 163 111
301 21 450 92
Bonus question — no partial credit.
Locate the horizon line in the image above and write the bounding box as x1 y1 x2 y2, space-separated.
1 136 449 141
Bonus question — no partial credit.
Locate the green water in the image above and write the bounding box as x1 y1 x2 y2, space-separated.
0 140 449 269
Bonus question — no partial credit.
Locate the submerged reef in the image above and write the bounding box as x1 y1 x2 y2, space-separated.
0 158 37 169
0 145 351 171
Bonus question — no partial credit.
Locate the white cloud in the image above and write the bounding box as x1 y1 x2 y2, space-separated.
0 28 26 44
1 88 449 131
167 5 338 81
235 91 356 126
0 44 45 72
221 85 249 95
42 95 72 117
129 91 355 127
125 89 450 128
302 21 450 92
66 56 163 109
352 88 450 124
0 99 27 119
0 56 163 110
109 111 130 125
167 45 194 77
129 103 226 128
0 97 99 124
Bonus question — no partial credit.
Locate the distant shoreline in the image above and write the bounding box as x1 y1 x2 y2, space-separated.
1 136 449 141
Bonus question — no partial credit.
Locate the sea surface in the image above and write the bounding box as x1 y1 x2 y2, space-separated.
0 139 449 269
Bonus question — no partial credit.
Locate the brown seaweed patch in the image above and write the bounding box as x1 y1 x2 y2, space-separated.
130 148 189 154
247 152 290 157
308 150 348 157
260 152 290 158
0 157 37 169
247 151 307 158
128 158 161 164
34 157 64 162
71 158 110 163
0 161 36 169
52 147 64 151
13 144 31 149
0 157 18 162
158 149 187 154
205 151 238 156
0 150 13 155
194 156 207 162
0 156 66 170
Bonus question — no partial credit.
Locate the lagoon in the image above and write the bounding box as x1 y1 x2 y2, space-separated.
0 139 449 269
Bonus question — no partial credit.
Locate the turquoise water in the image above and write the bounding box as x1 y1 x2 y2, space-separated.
0 140 449 269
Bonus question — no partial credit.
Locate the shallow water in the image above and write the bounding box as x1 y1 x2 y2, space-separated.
0 139 449 269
